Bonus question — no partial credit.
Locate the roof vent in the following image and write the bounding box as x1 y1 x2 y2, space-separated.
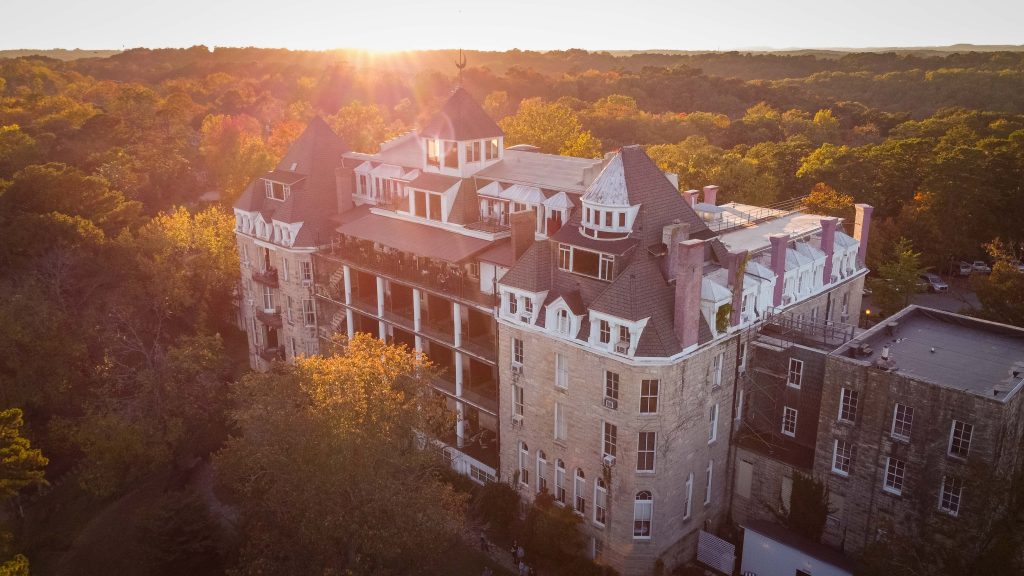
885 322 899 336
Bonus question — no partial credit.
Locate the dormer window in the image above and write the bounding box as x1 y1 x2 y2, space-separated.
427 140 440 167
599 320 611 344
466 141 482 163
556 309 570 334
618 325 631 346
486 138 500 160
264 180 288 201
508 295 518 315
524 298 534 315
557 244 614 281
443 141 458 169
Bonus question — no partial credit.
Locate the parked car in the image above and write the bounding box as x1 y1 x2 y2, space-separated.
972 260 992 274
955 261 973 277
919 273 949 293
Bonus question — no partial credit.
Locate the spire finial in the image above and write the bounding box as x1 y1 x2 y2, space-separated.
455 49 467 85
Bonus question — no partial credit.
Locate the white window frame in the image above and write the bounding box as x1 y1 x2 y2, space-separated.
537 451 548 494
604 370 619 404
302 298 316 326
262 285 275 311
512 337 524 365
555 353 568 389
556 308 571 335
787 358 803 388
602 421 617 458
633 491 653 539
301 260 312 281
839 387 858 422
282 258 290 281
832 439 852 476
555 460 566 505
554 401 567 441
708 404 719 443
599 319 611 344
594 478 608 526
782 406 798 437
891 403 914 441
286 295 294 324
639 379 659 414
518 442 530 487
512 384 524 420
939 475 962 516
637 431 656 472
704 460 714 505
712 351 724 388
574 469 586 515
948 420 973 458
883 457 905 495
683 473 694 519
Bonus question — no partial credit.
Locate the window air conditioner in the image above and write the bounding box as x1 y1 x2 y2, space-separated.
511 363 524 375
512 414 524 427
603 397 618 410
614 341 629 354
602 454 616 468
519 314 531 323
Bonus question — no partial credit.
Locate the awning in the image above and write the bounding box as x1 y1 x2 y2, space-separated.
500 184 545 204
543 191 574 210
338 212 492 263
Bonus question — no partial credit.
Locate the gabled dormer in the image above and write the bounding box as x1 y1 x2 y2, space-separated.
419 87 504 178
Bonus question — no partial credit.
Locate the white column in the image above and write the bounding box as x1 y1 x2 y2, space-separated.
413 288 423 352
453 301 462 348
455 351 465 448
376 276 385 317
342 265 352 304
456 401 466 448
345 309 354 340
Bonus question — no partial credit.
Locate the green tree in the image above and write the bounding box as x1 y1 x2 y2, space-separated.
868 238 926 317
215 334 466 575
803 182 855 221
327 100 401 154
772 473 831 543
0 408 46 576
972 240 1024 328
198 114 274 204
500 98 603 157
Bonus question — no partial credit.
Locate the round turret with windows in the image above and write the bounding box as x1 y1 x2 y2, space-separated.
579 153 640 240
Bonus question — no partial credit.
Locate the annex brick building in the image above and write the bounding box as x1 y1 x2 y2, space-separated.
232 86 883 575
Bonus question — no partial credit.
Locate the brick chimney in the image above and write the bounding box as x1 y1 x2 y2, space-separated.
510 209 536 260
727 249 748 327
819 217 838 285
674 239 705 350
854 203 873 265
770 234 789 307
662 222 690 278
682 190 699 208
702 185 720 206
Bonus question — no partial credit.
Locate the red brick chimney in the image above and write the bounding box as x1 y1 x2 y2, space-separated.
770 234 789 307
702 185 719 206
674 239 705 350
511 209 537 260
682 190 699 208
819 217 838 285
854 204 873 266
727 249 748 327
662 222 690 278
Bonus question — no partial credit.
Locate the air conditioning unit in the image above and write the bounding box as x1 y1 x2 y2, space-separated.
512 414 524 427
519 314 531 323
614 341 629 354
603 397 618 410
511 363 524 375
602 454 616 468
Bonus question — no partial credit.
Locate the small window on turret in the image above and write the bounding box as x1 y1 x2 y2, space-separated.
443 141 458 169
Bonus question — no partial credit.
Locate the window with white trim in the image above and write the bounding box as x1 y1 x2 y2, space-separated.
262 285 275 311
518 441 530 487
508 294 518 315
602 422 617 458
537 451 548 494
708 404 719 443
282 258 290 281
512 337 524 365
839 388 858 422
558 244 571 270
637 432 656 472
618 324 631 348
787 358 803 388
556 309 571 335
683 473 693 519
574 469 586 514
604 371 619 405
555 353 568 389
704 460 714 504
832 439 853 476
883 457 905 495
640 379 659 414
301 261 312 282
555 460 567 505
302 299 316 326
598 320 611 344
939 475 963 516
286 295 294 324
782 406 798 437
554 401 567 441
594 478 608 525
712 352 724 387
948 420 973 458
891 403 914 441
633 491 652 538
524 297 534 316
599 254 613 280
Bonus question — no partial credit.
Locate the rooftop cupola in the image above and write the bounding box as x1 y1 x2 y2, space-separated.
578 152 640 240
419 87 504 177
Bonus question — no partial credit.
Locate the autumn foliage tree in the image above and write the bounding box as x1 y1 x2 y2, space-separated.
500 98 602 158
215 334 466 575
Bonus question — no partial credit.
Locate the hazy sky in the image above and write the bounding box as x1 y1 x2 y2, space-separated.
4 0 1022 51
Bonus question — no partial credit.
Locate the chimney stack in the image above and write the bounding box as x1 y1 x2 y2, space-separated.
510 209 536 260
770 234 789 307
702 185 720 206
727 249 749 327
854 204 873 266
662 222 690 278
674 239 705 351
819 217 838 285
682 189 699 208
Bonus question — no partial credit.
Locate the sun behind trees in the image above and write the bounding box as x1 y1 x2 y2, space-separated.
214 334 467 575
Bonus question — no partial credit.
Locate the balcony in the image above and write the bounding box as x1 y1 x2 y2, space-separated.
252 267 279 288
255 308 283 328
258 345 285 362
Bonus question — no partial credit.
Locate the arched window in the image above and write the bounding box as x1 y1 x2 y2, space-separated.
555 459 566 504
574 468 586 514
518 442 530 487
594 478 608 525
536 450 548 494
633 491 653 538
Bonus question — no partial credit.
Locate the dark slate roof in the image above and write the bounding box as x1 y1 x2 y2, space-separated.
420 87 503 141
477 239 514 267
234 117 348 248
619 145 712 247
499 241 551 293
338 212 491 264
448 178 480 225
551 222 639 255
409 172 461 193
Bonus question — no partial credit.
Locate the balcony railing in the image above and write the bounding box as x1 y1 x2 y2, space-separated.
255 307 283 328
319 237 497 309
258 345 285 362
252 267 279 288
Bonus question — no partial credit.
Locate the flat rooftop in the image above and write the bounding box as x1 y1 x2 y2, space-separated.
717 208 824 253
476 149 604 193
836 306 1024 401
